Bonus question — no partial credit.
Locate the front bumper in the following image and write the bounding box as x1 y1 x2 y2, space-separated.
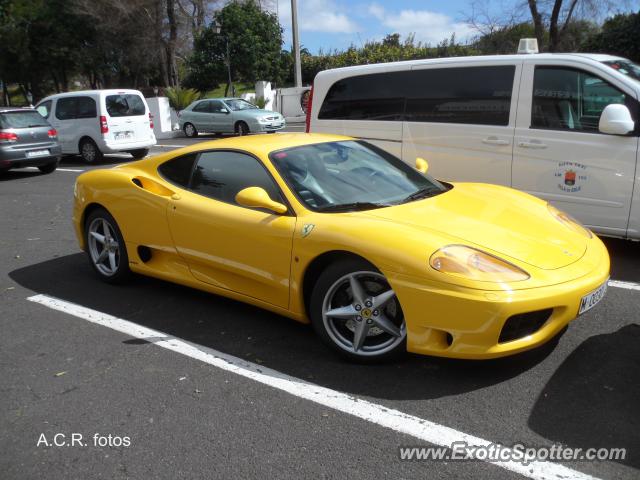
388 240 610 359
255 120 286 132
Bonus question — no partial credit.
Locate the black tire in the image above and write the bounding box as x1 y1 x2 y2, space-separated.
183 122 197 138
129 148 149 160
235 121 250 136
309 258 406 363
80 138 103 164
38 161 58 174
267 130 276 134
84 207 130 284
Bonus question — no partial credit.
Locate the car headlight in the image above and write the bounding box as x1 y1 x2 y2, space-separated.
547 204 592 238
429 245 530 282
258 117 270 123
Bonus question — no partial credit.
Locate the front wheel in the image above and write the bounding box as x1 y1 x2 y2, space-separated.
84 208 130 283
235 121 249 136
129 148 149 160
310 259 406 362
183 122 197 138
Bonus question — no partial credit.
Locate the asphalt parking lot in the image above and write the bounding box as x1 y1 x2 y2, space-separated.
1 128 639 480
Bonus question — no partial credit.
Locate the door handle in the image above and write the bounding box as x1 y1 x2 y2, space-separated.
482 137 510 146
518 140 547 149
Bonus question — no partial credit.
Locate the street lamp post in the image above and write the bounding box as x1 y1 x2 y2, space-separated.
212 20 233 96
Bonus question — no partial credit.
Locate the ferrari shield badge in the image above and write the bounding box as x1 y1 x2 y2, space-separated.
302 224 315 238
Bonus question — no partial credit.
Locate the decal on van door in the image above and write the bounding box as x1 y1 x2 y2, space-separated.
555 161 588 193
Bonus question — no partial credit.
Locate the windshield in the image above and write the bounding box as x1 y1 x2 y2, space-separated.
225 99 258 111
602 59 640 83
0 110 49 128
270 140 448 212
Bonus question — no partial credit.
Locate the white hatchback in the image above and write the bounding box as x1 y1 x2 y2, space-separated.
36 89 156 163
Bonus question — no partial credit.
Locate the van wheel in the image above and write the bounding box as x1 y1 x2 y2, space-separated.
183 123 197 138
80 139 103 164
235 121 249 136
38 161 58 174
129 149 149 160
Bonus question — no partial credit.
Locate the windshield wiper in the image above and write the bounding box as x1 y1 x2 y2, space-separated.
401 187 440 204
316 201 392 212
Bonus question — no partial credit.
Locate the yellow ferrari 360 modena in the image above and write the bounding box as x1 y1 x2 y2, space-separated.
72 133 610 361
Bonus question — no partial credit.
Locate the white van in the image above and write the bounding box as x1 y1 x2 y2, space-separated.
36 89 156 163
307 53 640 240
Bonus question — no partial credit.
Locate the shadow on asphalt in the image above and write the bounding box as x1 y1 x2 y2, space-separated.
9 253 564 401
602 238 640 283
528 324 640 469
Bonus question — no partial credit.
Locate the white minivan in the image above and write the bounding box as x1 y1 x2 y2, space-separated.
36 89 156 163
307 53 640 240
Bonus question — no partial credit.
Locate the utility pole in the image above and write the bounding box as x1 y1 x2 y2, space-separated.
291 0 302 87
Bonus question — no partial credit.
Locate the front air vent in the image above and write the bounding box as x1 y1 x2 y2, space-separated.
499 309 553 343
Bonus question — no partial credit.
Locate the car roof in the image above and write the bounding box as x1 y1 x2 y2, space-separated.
39 89 144 101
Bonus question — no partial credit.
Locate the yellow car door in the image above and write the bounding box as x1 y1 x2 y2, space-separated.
167 150 296 309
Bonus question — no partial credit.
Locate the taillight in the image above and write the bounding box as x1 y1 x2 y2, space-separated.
149 112 154 129
305 85 313 133
100 115 108 134
47 128 57 139
0 131 18 142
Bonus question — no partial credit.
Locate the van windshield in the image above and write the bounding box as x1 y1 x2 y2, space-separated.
270 140 448 212
106 94 146 117
602 59 640 84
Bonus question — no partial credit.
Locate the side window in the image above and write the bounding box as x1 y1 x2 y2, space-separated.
210 100 225 113
404 66 515 126
532 67 634 132
55 97 77 120
193 101 210 113
37 100 52 118
318 71 407 121
76 96 97 119
158 154 197 187
190 151 282 207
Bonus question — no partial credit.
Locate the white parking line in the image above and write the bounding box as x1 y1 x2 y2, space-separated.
28 293 600 480
609 279 640 291
21 166 84 172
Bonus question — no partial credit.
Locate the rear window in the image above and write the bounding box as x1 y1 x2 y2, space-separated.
0 111 50 129
106 94 146 117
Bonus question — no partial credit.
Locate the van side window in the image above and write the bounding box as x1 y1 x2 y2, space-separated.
76 97 97 119
532 67 634 132
36 100 52 118
55 98 76 120
405 66 515 126
190 151 283 207
318 71 406 121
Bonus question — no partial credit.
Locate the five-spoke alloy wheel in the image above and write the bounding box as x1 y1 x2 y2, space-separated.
85 208 130 283
311 260 406 361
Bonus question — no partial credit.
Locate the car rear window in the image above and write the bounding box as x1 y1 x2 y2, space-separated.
0 111 50 129
106 94 146 117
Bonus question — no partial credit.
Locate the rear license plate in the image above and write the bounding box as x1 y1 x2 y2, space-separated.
114 131 133 141
578 279 608 315
26 149 49 158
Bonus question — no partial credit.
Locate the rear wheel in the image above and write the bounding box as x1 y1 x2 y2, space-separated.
84 208 130 283
38 161 58 174
235 121 249 136
183 122 197 138
80 138 103 164
129 148 149 160
310 259 406 362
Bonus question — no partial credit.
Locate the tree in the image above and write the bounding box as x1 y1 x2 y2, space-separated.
185 0 283 94
583 12 640 62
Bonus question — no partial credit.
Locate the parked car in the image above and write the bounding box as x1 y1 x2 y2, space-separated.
307 52 640 240
0 107 61 174
35 89 156 164
179 97 285 137
72 133 609 362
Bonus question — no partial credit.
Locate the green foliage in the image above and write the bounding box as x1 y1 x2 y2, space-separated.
583 12 640 62
164 87 201 110
186 0 283 91
253 96 266 108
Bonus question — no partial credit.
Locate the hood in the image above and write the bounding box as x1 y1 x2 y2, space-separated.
366 183 587 270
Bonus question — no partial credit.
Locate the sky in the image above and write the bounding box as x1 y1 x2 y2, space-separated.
272 0 640 53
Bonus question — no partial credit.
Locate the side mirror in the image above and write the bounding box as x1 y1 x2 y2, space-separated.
235 187 287 214
220 108 229 114
599 104 635 135
416 157 429 174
